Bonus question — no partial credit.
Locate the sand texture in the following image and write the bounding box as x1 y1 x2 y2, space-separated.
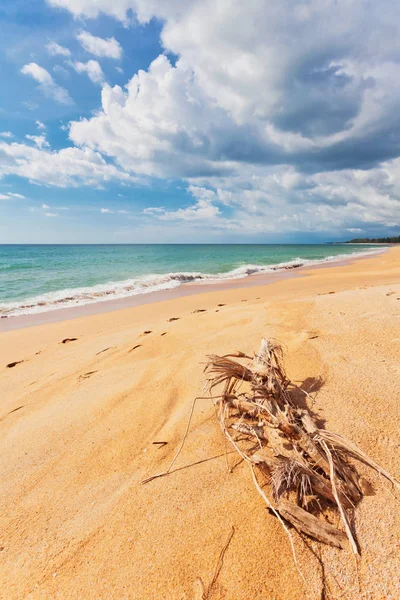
1 248 400 600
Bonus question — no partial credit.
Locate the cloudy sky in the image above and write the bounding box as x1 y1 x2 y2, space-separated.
1 0 400 243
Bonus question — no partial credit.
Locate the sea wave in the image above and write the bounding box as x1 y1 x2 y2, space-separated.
0 247 384 318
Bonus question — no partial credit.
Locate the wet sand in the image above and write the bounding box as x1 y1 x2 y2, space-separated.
0 248 385 332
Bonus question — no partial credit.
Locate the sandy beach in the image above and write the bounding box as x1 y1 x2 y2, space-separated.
1 247 400 600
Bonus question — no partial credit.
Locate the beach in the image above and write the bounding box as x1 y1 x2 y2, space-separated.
1 247 400 599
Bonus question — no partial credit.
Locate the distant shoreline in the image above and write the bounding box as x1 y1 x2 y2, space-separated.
345 242 399 245
344 238 399 244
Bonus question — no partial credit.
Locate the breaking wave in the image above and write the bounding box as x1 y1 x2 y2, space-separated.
0 248 384 318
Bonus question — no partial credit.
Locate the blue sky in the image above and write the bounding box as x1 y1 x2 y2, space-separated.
1 0 400 243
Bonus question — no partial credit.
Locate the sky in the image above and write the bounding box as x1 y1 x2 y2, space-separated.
1 0 400 243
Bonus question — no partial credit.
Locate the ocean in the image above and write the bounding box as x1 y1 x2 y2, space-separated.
0 244 384 317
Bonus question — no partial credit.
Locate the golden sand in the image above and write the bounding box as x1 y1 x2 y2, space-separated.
1 248 400 599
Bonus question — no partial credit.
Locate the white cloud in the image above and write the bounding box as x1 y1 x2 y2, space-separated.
46 41 71 57
21 101 39 111
76 30 122 59
51 0 400 171
142 206 165 215
45 212 58 217
0 140 136 188
101 207 128 214
36 121 46 130
145 186 221 222
48 0 132 22
0 131 14 139
53 64 70 78
26 134 50 149
42 203 50 208
21 63 73 105
72 60 105 85
8 193 26 199
23 0 400 235
0 192 26 200
160 198 221 222
69 55 237 178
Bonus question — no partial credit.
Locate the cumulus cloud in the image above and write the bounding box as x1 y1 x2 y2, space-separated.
0 140 136 188
143 185 221 222
45 212 58 217
159 198 220 222
76 30 122 59
26 134 50 149
0 131 14 138
46 41 71 57
50 1 400 170
142 206 165 215
69 55 241 178
36 121 46 130
25 0 400 234
21 63 73 105
72 60 105 85
42 203 50 208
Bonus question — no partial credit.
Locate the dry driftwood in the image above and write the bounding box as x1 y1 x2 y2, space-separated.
203 338 400 554
144 338 399 560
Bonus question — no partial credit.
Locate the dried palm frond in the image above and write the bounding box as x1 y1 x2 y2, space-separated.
204 338 400 554
144 338 400 562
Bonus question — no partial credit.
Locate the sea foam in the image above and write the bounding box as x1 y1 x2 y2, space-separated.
0 248 384 318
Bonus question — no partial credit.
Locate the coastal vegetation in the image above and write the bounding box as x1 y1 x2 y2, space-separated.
347 235 400 243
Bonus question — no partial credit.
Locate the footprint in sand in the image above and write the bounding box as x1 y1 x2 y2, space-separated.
6 360 24 369
141 330 152 335
161 332 167 336
79 371 97 380
217 303 226 307
129 344 142 352
96 347 114 356
152 441 168 448
8 405 25 415
61 338 78 344
192 309 207 313
168 317 180 322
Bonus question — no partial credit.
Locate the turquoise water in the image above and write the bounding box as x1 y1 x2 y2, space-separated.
0 244 384 317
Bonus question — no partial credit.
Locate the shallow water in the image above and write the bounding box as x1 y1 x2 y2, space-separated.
0 244 384 317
